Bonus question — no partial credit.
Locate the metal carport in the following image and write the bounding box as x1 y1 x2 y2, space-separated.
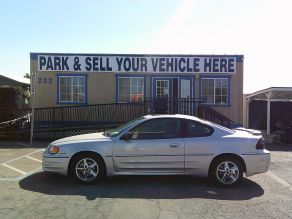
246 87 292 135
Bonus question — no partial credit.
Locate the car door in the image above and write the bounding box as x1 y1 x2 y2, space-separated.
182 119 216 175
113 118 185 173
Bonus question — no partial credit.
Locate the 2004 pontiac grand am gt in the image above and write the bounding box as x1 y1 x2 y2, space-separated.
43 114 270 187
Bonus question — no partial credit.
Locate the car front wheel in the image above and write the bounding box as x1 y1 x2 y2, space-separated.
210 156 243 187
70 153 105 184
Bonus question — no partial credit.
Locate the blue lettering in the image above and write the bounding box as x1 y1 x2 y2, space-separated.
123 57 131 71
62 57 69 70
151 58 159 72
228 58 235 72
166 58 174 72
100 57 106 71
159 58 166 72
141 58 147 71
39 56 46 70
220 58 227 72
178 58 186 72
106 57 112 71
204 58 212 72
46 57 53 70
116 57 123 71
132 58 140 72
54 57 61 70
193 58 200 72
213 58 219 72
186 58 192 72
85 57 92 71
92 57 99 71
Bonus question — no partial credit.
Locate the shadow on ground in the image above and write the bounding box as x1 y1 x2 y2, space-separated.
19 172 264 201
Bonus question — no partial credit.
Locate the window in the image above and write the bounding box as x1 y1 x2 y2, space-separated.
118 77 144 102
201 78 229 105
183 120 213 137
129 118 181 139
58 75 86 103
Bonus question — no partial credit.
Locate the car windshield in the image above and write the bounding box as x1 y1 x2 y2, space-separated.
103 116 145 137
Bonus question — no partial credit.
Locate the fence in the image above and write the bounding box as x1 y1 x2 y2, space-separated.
0 98 233 140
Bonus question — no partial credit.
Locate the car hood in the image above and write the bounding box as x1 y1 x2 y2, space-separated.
51 132 110 145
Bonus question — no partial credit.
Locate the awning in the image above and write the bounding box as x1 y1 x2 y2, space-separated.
246 87 292 135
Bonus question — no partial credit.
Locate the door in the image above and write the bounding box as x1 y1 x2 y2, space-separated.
153 78 172 113
182 119 215 175
113 118 184 173
180 78 192 115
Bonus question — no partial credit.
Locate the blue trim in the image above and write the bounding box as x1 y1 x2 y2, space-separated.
115 74 146 103
199 75 231 107
30 52 244 62
56 73 88 105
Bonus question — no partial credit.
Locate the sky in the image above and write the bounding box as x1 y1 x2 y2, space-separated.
0 0 291 94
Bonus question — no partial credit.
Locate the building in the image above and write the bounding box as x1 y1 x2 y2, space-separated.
30 53 244 125
0 74 29 109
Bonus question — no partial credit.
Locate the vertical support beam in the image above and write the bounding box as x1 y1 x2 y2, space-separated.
246 98 250 128
267 98 271 135
265 91 272 135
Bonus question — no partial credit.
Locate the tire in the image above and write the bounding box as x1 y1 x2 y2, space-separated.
70 153 105 184
209 156 243 187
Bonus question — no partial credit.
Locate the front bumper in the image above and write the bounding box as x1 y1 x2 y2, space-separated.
42 154 70 175
242 149 271 177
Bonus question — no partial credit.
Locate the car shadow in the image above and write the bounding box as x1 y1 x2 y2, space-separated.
19 172 264 201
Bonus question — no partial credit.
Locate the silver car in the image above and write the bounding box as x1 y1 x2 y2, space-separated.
43 114 270 187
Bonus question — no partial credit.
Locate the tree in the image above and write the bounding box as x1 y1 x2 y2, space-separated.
24 73 30 79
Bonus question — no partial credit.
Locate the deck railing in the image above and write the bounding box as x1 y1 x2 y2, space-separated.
0 98 233 139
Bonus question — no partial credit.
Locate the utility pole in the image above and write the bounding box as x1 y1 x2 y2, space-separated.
30 72 36 146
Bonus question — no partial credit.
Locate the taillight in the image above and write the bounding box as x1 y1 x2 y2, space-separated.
256 138 265 149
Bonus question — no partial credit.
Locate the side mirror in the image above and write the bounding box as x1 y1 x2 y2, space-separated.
122 132 133 141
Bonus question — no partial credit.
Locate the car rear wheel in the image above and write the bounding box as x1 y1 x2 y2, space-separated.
70 153 105 184
210 156 243 187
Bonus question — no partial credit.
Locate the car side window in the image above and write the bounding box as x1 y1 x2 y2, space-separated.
129 118 182 140
183 120 213 137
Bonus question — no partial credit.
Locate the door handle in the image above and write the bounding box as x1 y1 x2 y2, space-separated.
169 143 179 147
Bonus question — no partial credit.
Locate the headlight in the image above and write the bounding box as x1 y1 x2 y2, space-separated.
48 145 59 154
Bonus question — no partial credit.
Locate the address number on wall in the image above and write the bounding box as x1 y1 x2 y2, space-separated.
38 77 53 84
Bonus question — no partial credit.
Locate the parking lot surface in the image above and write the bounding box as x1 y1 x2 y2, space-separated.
0 141 292 219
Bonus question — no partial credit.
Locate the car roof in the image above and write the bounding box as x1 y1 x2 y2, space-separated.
143 114 203 122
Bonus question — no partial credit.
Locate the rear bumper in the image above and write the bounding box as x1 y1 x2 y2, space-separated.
42 155 70 175
242 150 271 177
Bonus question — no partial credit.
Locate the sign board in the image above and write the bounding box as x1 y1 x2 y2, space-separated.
37 55 237 74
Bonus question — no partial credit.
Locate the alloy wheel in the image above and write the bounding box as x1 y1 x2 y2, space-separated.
216 161 239 185
75 158 99 182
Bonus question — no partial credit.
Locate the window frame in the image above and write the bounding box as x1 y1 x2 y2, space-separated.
200 76 231 106
181 119 214 138
56 74 88 105
122 118 183 140
116 75 146 103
